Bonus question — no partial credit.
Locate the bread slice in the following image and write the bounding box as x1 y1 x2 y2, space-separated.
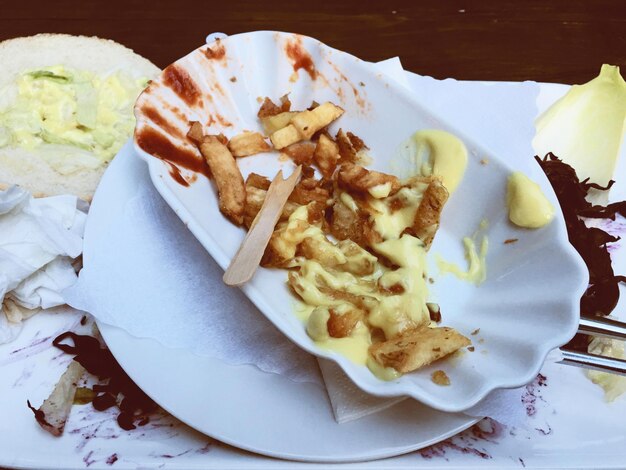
0 34 160 200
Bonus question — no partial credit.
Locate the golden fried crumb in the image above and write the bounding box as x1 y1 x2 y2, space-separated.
431 370 450 386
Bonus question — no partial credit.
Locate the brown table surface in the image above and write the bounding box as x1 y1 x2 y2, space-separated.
1 0 625 85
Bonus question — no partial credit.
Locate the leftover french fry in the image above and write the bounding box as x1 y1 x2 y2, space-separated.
261 111 298 135
369 326 470 373
290 102 344 140
413 178 449 248
328 197 382 247
282 142 316 165
228 131 270 157
327 305 363 338
337 163 400 195
187 121 204 144
199 134 246 225
270 124 301 149
257 94 291 118
313 133 340 177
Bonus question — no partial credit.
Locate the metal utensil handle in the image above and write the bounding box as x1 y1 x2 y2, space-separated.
578 316 626 341
559 349 626 376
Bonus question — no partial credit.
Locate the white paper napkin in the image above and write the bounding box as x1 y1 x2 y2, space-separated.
0 186 86 343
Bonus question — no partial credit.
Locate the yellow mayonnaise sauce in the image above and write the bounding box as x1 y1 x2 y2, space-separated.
437 236 488 285
399 130 468 194
437 220 489 285
285 183 432 379
506 172 555 229
369 184 427 240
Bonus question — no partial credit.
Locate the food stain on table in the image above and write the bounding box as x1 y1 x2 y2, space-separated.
419 417 505 461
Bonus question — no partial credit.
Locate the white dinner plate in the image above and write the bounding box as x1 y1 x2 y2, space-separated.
92 142 479 463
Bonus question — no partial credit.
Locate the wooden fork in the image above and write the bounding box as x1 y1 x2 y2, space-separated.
223 166 302 286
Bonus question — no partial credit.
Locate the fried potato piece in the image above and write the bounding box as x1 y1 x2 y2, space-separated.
199 135 246 225
327 305 364 338
261 202 323 267
336 129 356 162
318 286 377 312
336 129 366 163
337 163 400 195
290 178 331 207
314 133 340 177
187 121 204 145
246 172 271 190
347 131 366 152
413 178 449 248
262 222 306 267
282 142 316 165
291 102 344 140
300 237 346 268
270 124 301 149
337 239 377 275
257 94 291 118
328 198 382 248
227 131 270 157
261 111 298 135
369 326 470 373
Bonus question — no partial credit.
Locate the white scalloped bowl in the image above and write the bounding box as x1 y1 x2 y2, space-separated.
132 31 588 412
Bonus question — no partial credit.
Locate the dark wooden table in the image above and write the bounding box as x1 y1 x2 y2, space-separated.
2 0 625 84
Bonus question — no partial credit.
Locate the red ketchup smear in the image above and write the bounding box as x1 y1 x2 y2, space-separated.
204 39 226 61
162 65 202 107
136 127 211 185
142 106 184 140
285 39 318 80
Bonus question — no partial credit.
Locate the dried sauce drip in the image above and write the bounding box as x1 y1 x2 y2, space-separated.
167 163 189 187
52 332 158 431
215 113 233 127
204 39 226 61
536 153 626 351
136 127 211 182
162 65 202 107
142 106 184 140
285 39 318 80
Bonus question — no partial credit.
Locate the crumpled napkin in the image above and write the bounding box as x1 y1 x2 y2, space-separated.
0 186 86 343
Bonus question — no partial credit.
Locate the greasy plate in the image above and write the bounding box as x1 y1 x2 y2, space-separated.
133 31 588 412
